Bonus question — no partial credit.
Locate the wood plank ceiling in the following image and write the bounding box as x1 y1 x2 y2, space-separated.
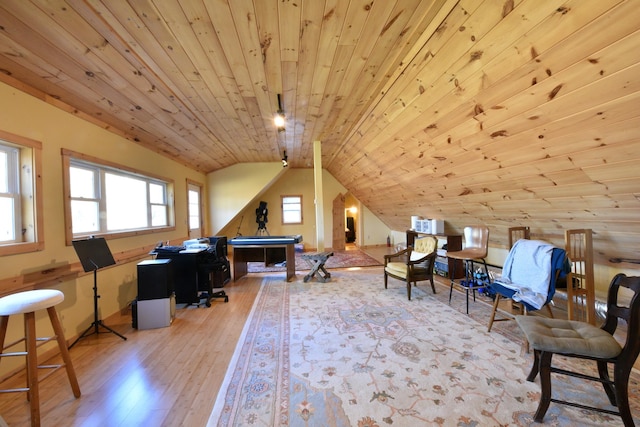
0 0 638 262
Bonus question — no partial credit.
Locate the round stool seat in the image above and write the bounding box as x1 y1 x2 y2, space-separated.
0 289 64 316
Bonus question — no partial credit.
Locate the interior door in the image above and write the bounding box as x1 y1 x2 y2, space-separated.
332 194 345 251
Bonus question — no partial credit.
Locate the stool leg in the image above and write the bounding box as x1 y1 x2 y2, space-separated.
47 307 81 398
24 312 40 427
0 315 8 363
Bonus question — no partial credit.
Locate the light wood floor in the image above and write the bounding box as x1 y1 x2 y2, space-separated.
0 275 263 427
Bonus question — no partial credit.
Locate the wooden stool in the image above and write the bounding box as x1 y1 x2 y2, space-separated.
302 251 333 282
0 289 81 426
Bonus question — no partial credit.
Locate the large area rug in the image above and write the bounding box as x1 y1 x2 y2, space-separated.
246 248 381 273
208 270 639 426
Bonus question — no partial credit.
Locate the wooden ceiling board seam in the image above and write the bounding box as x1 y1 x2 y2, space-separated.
276 0 301 63
253 0 283 95
150 0 257 142
220 2 277 145
71 0 238 162
408 0 635 159
292 0 329 164
97 0 241 165
296 0 351 155
325 0 486 166
337 0 579 165
310 0 412 147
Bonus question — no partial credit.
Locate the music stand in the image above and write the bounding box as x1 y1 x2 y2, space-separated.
69 237 127 348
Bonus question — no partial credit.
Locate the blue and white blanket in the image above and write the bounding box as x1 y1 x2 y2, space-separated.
494 239 555 310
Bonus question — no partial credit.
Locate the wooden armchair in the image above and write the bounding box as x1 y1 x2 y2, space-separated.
384 236 438 300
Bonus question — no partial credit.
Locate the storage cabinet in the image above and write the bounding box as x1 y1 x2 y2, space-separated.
406 230 464 279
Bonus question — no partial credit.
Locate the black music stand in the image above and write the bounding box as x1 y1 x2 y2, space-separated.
70 237 127 348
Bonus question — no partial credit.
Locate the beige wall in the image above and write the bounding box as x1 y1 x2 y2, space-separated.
217 168 391 250
207 163 286 235
218 168 322 248
0 81 206 376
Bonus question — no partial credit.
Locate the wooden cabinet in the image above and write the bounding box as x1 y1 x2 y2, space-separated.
406 230 464 279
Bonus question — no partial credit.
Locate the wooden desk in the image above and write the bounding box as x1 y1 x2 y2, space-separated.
228 235 302 282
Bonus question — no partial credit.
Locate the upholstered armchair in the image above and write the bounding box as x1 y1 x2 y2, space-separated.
384 236 438 300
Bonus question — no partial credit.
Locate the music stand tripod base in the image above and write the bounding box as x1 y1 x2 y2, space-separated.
69 268 127 348
70 319 127 348
70 237 127 348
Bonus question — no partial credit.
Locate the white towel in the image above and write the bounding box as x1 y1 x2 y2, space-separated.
495 239 554 309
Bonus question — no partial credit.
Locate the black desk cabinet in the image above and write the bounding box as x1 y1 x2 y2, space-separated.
154 250 230 305
137 259 174 300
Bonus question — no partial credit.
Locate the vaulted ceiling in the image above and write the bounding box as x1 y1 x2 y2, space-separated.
0 0 639 262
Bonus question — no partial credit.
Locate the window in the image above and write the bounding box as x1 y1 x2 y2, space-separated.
281 195 302 224
0 131 44 256
62 149 175 243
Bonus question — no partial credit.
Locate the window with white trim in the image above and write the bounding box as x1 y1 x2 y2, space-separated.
0 132 43 256
63 150 174 241
281 195 302 224
0 143 20 242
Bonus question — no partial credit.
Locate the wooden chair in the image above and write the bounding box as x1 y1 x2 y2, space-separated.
488 226 532 331
447 226 489 313
487 239 568 333
508 226 530 249
384 236 438 300
565 229 596 324
516 274 640 426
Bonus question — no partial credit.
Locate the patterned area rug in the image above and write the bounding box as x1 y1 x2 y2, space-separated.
208 270 639 426
246 248 381 273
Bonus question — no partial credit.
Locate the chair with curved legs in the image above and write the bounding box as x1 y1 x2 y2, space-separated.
447 226 489 313
516 273 640 426
384 235 438 300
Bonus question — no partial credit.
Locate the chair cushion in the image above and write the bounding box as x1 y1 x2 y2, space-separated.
385 262 408 277
447 248 487 260
515 316 622 359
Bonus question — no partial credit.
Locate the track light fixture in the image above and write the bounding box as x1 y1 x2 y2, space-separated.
274 93 285 132
282 150 288 168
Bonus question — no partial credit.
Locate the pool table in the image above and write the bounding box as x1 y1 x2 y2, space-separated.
228 235 302 282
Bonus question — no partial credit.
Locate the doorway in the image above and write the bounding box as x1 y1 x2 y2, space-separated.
332 194 345 251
